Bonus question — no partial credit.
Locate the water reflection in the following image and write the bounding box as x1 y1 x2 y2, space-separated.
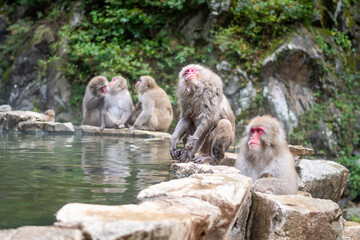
0 133 171 229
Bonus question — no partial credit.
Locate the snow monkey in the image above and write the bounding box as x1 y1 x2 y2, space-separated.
131 76 173 131
82 76 109 126
235 115 298 195
99 76 134 131
170 64 235 164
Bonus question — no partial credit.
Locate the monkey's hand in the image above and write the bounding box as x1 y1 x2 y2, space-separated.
99 125 105 131
117 124 125 129
170 146 194 162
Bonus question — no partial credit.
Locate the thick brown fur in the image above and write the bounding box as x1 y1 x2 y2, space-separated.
82 76 109 126
170 64 235 164
44 109 55 122
131 76 173 131
235 115 298 195
100 76 134 131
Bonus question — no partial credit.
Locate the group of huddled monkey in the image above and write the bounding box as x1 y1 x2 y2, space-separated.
82 75 173 132
82 64 298 195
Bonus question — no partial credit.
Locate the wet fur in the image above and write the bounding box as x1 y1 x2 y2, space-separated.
171 64 235 164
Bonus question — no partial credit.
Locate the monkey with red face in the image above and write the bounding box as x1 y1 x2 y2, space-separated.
100 76 134 131
82 76 109 126
235 115 298 195
170 64 235 165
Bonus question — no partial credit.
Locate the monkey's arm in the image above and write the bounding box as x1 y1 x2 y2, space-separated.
252 177 297 195
177 117 216 162
170 117 192 160
133 99 154 129
86 95 104 111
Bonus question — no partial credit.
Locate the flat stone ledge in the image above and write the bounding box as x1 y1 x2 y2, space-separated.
77 125 171 139
18 122 75 134
0 226 83 240
137 173 252 239
56 198 221 240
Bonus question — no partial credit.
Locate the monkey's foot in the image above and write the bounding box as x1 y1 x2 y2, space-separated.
193 154 217 165
117 124 125 129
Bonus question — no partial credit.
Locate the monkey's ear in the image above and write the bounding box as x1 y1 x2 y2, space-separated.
147 83 150 88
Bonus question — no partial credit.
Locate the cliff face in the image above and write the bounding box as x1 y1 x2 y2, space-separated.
0 0 359 158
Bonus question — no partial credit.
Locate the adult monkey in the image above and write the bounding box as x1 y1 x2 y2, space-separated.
82 76 109 126
170 64 235 164
100 76 134 131
235 115 298 195
131 76 173 131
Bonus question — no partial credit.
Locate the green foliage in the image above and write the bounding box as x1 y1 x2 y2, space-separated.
337 155 360 200
57 0 211 105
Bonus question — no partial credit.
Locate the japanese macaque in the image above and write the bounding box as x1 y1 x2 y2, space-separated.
235 115 298 195
82 76 109 126
100 76 134 131
170 64 235 165
131 76 173 131
44 109 55 122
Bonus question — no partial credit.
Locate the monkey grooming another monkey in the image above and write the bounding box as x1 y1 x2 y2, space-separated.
131 76 173 131
235 115 298 195
82 76 109 126
170 64 235 165
100 76 134 131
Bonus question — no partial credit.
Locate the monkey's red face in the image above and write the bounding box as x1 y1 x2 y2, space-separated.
109 78 117 87
99 85 107 94
183 67 198 81
249 127 264 149
135 79 142 88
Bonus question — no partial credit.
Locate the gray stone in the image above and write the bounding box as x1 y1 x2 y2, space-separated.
0 105 11 112
18 121 74 134
170 162 241 176
56 198 221 240
137 173 252 240
343 221 360 240
248 192 344 240
78 125 171 139
296 159 349 202
0 226 83 240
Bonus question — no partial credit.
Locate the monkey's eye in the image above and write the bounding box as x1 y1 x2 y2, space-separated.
184 67 197 76
250 129 255 134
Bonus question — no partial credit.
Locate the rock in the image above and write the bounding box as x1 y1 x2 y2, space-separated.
296 159 349 202
137 173 252 239
288 145 314 157
248 192 344 240
56 198 221 240
219 152 237 166
18 121 74 134
0 110 73 133
0 226 83 240
261 29 323 133
170 162 241 176
343 207 360 221
78 125 171 139
343 221 360 240
0 110 49 131
0 104 11 112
